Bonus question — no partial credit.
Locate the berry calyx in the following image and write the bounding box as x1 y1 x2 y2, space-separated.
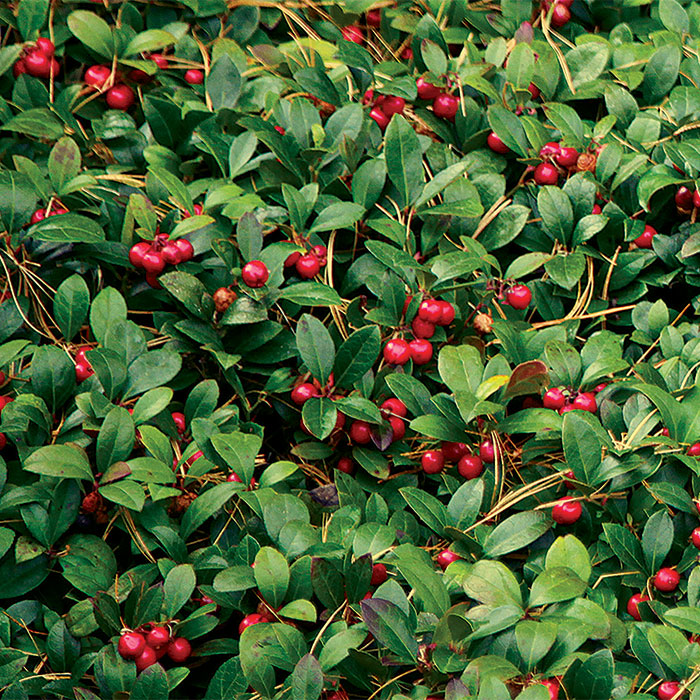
291 383 319 405
487 132 510 154
421 450 444 474
118 632 146 659
634 224 656 249
409 339 433 365
166 637 192 663
433 93 459 120
184 69 204 84
552 498 582 525
383 339 411 366
295 253 321 279
539 142 561 159
349 420 372 444
436 550 461 569
416 76 441 100
626 592 649 621
239 613 267 635
457 454 484 479
105 84 135 111
543 388 566 410
241 260 269 288
534 162 559 186
370 563 387 585
506 284 532 310
653 567 680 592
146 626 170 649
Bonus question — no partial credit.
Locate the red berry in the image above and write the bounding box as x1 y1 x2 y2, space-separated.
691 528 700 549
383 339 411 366
85 65 110 89
634 224 656 249
241 260 269 288
371 563 387 585
694 190 700 209
593 382 608 393
141 250 165 275
658 682 681 700
539 142 561 159
30 208 47 225
13 60 26 77
128 241 151 268
543 388 566 410
409 339 433 365
416 76 441 100
626 592 649 621
552 498 582 525
572 392 597 413
418 299 442 324
149 53 168 69
506 284 532 310
592 204 602 215
285 251 301 268
184 69 204 84
662 427 670 437
433 93 459 120
458 454 484 479
134 645 157 672
389 416 405 441
161 243 182 265
342 26 364 44
400 47 413 60
366 9 381 27
479 439 495 463
369 106 390 130
291 382 318 405
337 457 354 474
166 637 191 663
528 82 541 100
295 253 321 279
349 420 372 444
128 68 151 84
239 613 267 635
75 362 93 383
174 238 194 261
538 679 560 700
436 300 455 326
146 626 170 649
381 96 405 117
118 632 146 659
172 412 186 434
36 38 55 57
411 317 435 339
555 147 579 168
441 442 468 462
0 396 15 414
487 132 510 154
436 550 460 569
689 442 700 456
653 567 680 592
24 49 52 78
534 162 559 186
227 472 243 483
381 398 407 417
550 3 571 27
311 244 327 263
105 84 135 111
0 434 6 450
421 450 444 474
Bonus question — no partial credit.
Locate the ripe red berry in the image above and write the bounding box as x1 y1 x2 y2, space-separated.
592 204 602 215
141 250 165 275
128 241 151 268
134 645 157 672
35 38 55 57
370 563 387 585
534 162 559 186
150 53 169 69
550 3 571 27
421 450 444 474
349 420 372 444
13 60 26 77
105 84 135 111
381 96 405 117
75 362 93 383
389 416 405 441
441 442 468 462
694 190 700 210
528 82 541 99
593 382 608 393
436 550 461 569
436 301 455 326
416 76 441 100
400 47 413 60
411 317 435 339
239 613 267 635
118 632 146 659
380 398 407 417
241 260 269 288
657 681 681 700
691 528 700 549
0 396 15 414
543 388 566 410
227 472 243 483
311 244 327 263
161 243 183 265
342 26 364 44
458 454 484 479
285 251 301 268
337 457 354 474
552 498 582 525
479 439 495 463
295 253 321 279
433 93 459 120
146 626 170 649
291 382 318 405
688 442 700 456
369 106 390 130
366 8 381 26
539 142 561 159
184 69 204 84
572 392 597 413
24 49 53 79
487 132 510 154
0 434 6 450
418 299 442 324
409 339 433 365
506 284 532 310
166 637 191 663
174 238 194 262
626 592 649 621
84 64 111 88
172 412 186 434
383 339 411 366
653 567 681 592
555 147 579 168
538 679 560 700
633 224 656 249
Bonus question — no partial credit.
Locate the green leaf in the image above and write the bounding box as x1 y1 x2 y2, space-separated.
488 106 529 157
123 29 175 57
24 445 92 481
333 326 380 389
562 412 603 484
122 350 182 400
67 10 114 57
567 649 614 700
163 564 196 618
53 275 90 342
90 288 127 345
641 510 674 572
602 523 646 574
515 620 557 670
1 109 64 140
309 202 365 234
643 45 681 103
301 397 337 440
18 0 49 40
479 204 530 250
254 547 290 608
463 560 523 608
60 535 117 597
27 213 105 244
211 431 262 486
180 483 241 539
130 665 169 700
207 54 241 111
291 654 323 700
507 43 535 90
537 187 573 244
96 407 135 473
399 486 447 534
360 599 417 661
99 481 145 511
279 283 342 307
30 346 75 414
528 567 587 606
545 535 592 582
131 387 173 425
213 565 257 593
159 271 214 320
296 314 335 384
384 115 424 208
483 511 551 558
566 43 610 87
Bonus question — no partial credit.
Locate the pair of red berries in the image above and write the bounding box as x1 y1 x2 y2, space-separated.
285 245 327 279
84 64 135 109
74 346 94 383
551 498 582 524
143 54 206 86
675 185 700 213
503 284 532 310
29 203 68 225
349 414 404 445
421 449 484 479
239 612 271 635
415 76 459 120
117 626 191 670
539 141 580 169
241 260 269 288
365 91 407 131
543 387 597 414
542 0 573 27
383 338 433 366
13 38 59 80
129 233 195 277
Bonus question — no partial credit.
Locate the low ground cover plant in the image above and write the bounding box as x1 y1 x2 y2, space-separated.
1 0 700 698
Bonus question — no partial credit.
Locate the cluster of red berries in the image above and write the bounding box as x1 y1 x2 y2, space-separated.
0 393 13 451
117 625 191 671
241 260 269 288
284 244 327 279
364 90 407 131
674 185 700 216
83 64 136 111
533 141 580 186
542 385 602 415
13 37 59 79
129 232 195 286
410 297 454 338
416 76 460 121
383 337 433 366
542 0 573 28
74 345 94 383
421 440 493 479
29 203 68 225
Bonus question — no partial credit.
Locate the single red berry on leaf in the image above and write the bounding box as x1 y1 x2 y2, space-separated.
381 398 407 417
383 339 411 365
592 204 602 215
634 224 656 249
487 131 510 154
129 241 151 268
693 189 700 210
0 434 6 450
653 567 680 592
552 498 582 525
146 626 170 649
528 82 541 99
35 37 55 57
409 339 433 365
675 186 694 210
436 550 460 569
534 162 559 185
691 528 700 548
241 260 269 288
433 93 459 120
161 243 183 265
167 637 191 663
626 592 649 621
184 69 204 84
506 284 532 310
555 147 579 168
172 412 186 434
118 632 146 659
239 613 267 635
106 84 135 110
349 420 372 444
227 472 243 483
458 454 484 479
543 388 566 410
416 76 441 100
371 563 387 585
389 416 405 441
75 362 93 383
174 238 194 262
85 64 111 87
436 300 455 326
150 53 169 69
295 253 321 279
418 299 443 324
291 383 318 405
141 250 165 275
657 681 681 700
421 450 444 474
134 645 157 672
